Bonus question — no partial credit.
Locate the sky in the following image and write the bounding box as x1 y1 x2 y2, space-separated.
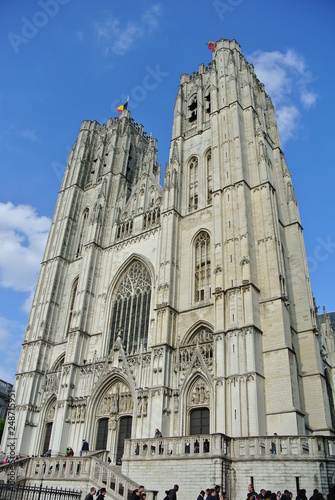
1 0 335 383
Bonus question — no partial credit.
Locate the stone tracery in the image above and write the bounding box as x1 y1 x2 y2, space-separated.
109 261 152 355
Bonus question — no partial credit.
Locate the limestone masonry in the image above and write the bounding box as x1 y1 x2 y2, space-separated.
3 38 335 500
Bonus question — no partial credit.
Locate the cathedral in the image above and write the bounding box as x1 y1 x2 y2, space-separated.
3 38 335 499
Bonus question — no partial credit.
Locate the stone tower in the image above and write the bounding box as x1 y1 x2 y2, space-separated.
4 38 334 462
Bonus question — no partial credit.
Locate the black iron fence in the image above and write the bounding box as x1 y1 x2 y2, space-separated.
0 483 82 499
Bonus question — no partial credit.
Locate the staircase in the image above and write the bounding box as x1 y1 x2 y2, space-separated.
0 454 157 500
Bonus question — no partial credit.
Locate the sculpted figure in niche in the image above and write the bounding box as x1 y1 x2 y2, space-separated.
143 397 148 415
119 394 125 412
137 397 142 416
110 395 117 414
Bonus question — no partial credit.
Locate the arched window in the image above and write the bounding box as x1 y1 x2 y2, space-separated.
190 408 210 435
109 261 151 354
194 232 211 302
42 422 53 456
66 277 79 335
188 95 197 123
204 88 211 119
76 208 89 257
206 151 212 204
189 157 198 211
116 416 132 462
96 418 108 451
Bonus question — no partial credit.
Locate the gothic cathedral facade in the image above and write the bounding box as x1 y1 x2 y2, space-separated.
6 38 335 461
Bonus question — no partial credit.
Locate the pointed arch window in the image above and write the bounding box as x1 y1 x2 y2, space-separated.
204 88 211 119
109 261 151 354
42 422 53 456
194 232 211 302
76 208 89 257
66 277 79 336
188 95 197 123
206 151 212 204
189 157 198 211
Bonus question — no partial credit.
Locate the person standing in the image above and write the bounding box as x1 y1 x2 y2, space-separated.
198 491 205 500
132 485 145 500
207 489 216 500
169 485 179 500
80 439 89 457
310 490 325 500
84 487 96 500
247 484 258 500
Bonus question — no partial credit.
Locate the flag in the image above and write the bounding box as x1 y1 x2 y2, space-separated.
207 41 216 52
117 100 128 113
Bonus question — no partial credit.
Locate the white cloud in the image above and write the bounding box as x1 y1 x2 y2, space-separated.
76 31 83 42
95 4 162 56
0 203 50 382
19 128 38 142
0 316 25 383
142 4 162 29
248 49 317 144
0 202 51 297
300 89 317 108
111 22 142 56
276 105 300 144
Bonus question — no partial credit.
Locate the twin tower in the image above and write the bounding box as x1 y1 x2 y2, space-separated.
6 38 335 460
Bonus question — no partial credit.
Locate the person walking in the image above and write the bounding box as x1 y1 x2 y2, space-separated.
96 488 106 500
84 487 96 500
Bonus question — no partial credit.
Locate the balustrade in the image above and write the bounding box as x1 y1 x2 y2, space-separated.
122 434 335 461
231 435 335 459
1 435 335 499
123 434 228 460
1 455 157 500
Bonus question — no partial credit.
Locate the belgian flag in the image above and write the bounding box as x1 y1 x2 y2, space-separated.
117 99 129 113
207 41 216 52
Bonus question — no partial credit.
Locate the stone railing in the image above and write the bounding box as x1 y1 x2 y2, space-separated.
13 455 158 500
0 457 30 484
90 457 158 500
123 434 230 460
122 434 335 461
231 435 335 459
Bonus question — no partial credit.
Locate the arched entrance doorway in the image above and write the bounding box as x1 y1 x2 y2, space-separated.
96 418 109 450
116 416 132 462
94 380 133 460
190 407 209 434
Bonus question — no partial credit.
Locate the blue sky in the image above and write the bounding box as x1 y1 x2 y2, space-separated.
1 0 335 382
